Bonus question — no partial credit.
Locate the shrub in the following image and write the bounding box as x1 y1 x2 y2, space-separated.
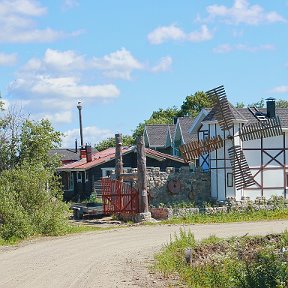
0 162 69 241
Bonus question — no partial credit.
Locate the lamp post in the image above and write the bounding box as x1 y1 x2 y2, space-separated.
77 101 84 148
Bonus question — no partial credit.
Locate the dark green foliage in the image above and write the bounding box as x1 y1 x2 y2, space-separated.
179 91 213 117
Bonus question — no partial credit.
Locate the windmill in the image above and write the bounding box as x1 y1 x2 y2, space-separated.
179 85 282 190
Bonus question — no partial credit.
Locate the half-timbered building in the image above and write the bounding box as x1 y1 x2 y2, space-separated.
194 100 288 200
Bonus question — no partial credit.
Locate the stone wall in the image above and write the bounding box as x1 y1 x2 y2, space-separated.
150 196 288 220
130 166 211 207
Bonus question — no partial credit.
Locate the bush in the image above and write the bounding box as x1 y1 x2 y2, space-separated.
0 162 69 241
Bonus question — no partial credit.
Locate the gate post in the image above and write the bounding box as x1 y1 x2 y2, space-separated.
137 136 149 213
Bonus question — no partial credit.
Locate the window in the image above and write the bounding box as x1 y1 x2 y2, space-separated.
85 171 89 183
77 172 82 183
203 130 209 140
63 172 74 190
227 173 233 187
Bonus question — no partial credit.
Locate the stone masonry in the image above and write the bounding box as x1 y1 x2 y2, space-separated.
130 166 211 207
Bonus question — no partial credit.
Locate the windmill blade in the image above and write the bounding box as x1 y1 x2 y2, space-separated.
239 116 282 141
180 135 224 163
206 85 234 131
228 145 255 190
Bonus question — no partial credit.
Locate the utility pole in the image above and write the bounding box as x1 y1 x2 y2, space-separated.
77 101 84 148
137 136 149 213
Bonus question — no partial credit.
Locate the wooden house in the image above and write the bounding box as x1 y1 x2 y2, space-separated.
57 146 187 201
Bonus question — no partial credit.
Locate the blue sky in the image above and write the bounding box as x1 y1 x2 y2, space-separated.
0 0 288 147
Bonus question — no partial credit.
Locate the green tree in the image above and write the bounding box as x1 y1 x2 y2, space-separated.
19 119 62 169
179 91 214 117
276 99 288 108
132 107 179 140
95 135 134 151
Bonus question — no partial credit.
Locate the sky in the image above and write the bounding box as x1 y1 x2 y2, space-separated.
0 0 288 148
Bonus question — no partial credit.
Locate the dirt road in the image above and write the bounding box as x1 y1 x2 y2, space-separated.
0 220 287 288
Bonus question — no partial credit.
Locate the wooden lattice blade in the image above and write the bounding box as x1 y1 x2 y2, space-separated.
228 145 255 190
179 135 224 162
239 116 282 141
206 85 234 131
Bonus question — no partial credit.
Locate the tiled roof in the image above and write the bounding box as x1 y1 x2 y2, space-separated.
203 106 288 129
203 103 246 122
178 117 195 143
145 124 170 147
49 148 80 161
57 146 185 171
167 124 176 143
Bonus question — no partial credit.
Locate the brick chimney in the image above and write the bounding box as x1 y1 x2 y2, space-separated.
80 146 86 159
266 97 276 118
86 145 92 162
79 145 92 162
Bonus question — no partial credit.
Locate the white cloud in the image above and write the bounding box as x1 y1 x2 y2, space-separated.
151 56 172 72
0 52 17 65
148 25 185 44
43 49 87 70
10 75 119 100
187 25 213 42
36 110 72 124
270 85 288 94
206 0 286 25
61 126 114 148
148 24 212 45
0 0 81 43
92 48 143 80
213 43 275 53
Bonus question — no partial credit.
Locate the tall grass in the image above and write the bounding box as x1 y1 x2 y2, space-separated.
154 229 288 288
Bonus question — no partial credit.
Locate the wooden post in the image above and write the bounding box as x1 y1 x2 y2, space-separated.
137 136 149 213
115 133 123 180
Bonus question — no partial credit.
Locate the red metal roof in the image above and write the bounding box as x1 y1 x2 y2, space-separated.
57 146 185 171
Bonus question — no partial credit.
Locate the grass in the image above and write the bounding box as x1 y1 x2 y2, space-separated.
0 223 114 246
161 208 288 225
154 229 288 288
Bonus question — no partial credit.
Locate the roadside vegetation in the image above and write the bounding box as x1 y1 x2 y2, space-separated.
155 229 288 288
0 100 71 244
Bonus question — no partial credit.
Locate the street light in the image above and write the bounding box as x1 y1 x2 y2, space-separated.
77 101 84 148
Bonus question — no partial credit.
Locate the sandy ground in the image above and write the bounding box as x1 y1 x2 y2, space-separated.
0 220 287 288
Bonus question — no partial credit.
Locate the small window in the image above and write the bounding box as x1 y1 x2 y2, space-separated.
77 172 82 183
227 173 233 187
85 171 89 183
203 130 209 140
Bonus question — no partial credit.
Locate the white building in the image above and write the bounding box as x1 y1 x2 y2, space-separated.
191 100 288 201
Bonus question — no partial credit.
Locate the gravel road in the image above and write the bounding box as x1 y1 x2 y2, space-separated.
0 220 287 288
